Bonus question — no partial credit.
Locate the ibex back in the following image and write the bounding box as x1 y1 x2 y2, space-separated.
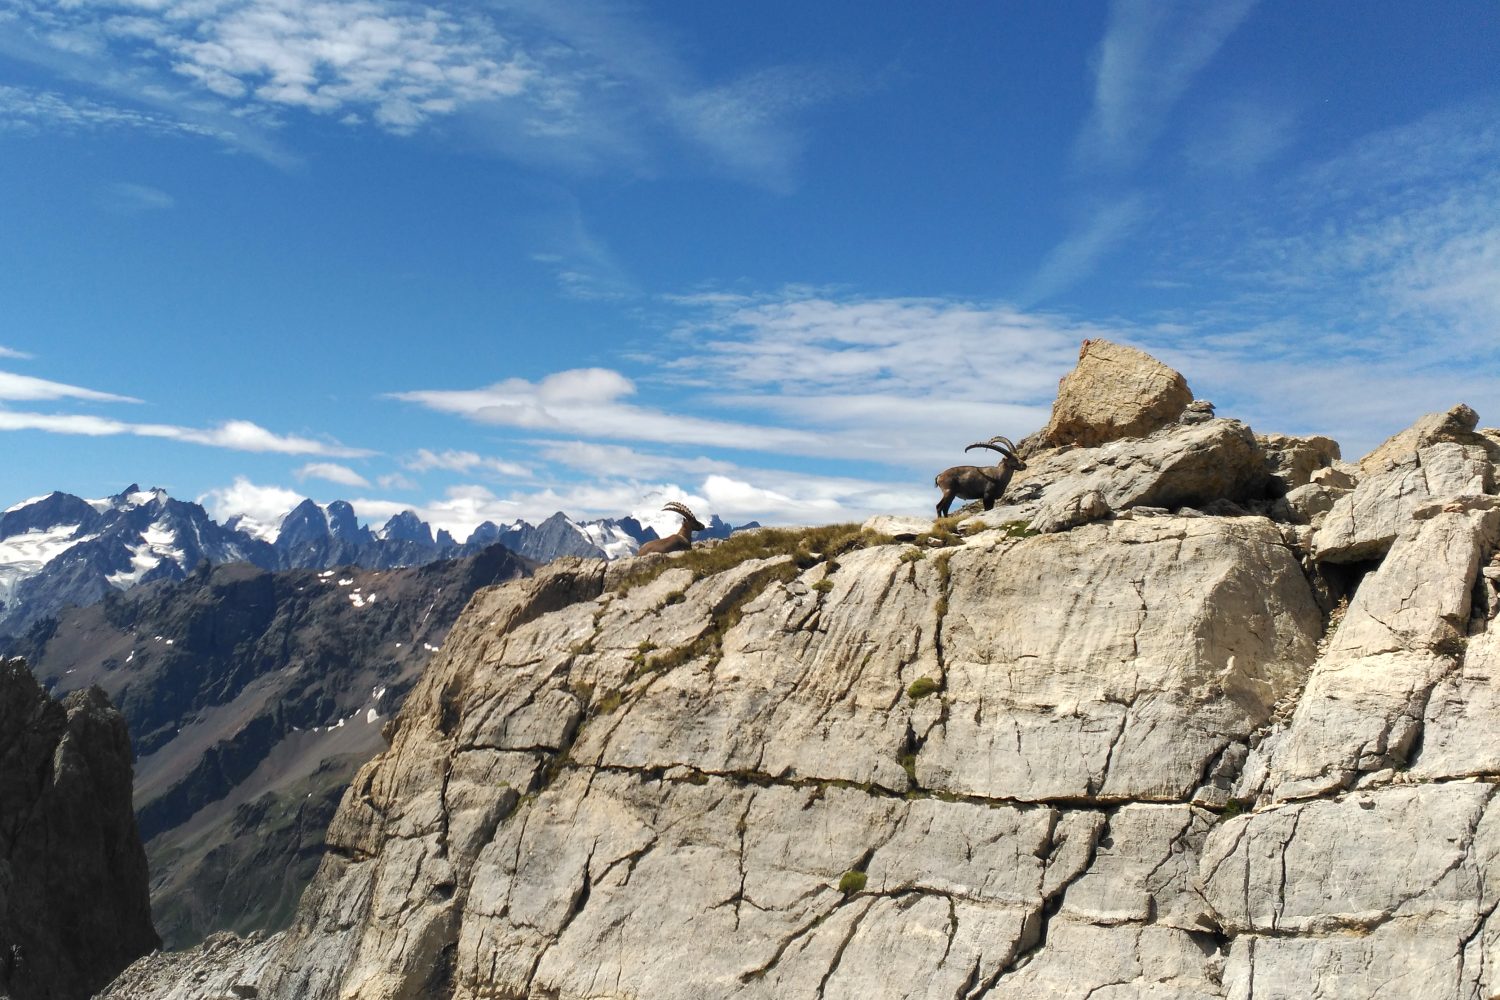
637 501 707 556
934 436 1026 517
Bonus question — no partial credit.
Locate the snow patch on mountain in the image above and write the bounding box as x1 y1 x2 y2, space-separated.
223 513 282 544
119 488 168 510
577 520 641 560
3 495 52 515
0 524 94 604
107 523 186 590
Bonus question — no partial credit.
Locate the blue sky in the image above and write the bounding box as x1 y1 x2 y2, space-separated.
1 1 1497 534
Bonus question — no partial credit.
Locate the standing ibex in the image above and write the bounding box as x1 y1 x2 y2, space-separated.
637 501 707 556
934 436 1026 517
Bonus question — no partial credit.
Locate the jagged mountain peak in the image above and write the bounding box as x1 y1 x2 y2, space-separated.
1 483 755 642
108 484 169 511
378 510 433 546
0 490 99 541
325 499 362 538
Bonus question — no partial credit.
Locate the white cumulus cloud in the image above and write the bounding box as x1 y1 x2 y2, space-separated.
201 476 306 526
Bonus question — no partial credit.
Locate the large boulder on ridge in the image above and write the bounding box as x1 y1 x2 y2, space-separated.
1043 338 1193 448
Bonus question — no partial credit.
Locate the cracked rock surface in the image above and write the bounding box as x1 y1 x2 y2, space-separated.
103 402 1500 1000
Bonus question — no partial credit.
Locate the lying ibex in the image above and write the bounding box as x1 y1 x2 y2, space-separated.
934 436 1026 517
638 501 707 556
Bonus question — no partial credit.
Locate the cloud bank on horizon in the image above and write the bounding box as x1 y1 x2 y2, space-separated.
1 1 1497 533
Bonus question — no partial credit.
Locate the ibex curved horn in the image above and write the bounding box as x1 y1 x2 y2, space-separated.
964 435 1018 457
637 501 708 557
936 434 1027 517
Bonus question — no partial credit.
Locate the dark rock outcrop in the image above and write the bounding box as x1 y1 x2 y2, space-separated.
0 659 158 1000
18 544 534 950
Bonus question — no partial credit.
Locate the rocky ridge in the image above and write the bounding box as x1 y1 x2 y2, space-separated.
104 342 1500 999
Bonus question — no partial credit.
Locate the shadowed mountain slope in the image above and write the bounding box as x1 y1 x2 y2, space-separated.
16 543 533 949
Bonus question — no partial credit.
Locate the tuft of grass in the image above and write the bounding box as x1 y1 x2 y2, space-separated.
837 870 868 894
610 523 893 595
626 640 658 678
913 515 967 548
595 690 624 715
898 547 925 564
663 590 686 606
907 676 941 701
898 752 918 785
933 550 954 619
811 577 834 594
999 520 1040 539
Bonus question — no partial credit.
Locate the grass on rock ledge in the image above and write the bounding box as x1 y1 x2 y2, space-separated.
611 523 895 596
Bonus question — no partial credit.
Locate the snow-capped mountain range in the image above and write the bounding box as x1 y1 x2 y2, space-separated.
0 485 748 639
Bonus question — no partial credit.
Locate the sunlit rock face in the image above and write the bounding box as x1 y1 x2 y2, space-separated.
100 346 1500 1000
1042 338 1193 448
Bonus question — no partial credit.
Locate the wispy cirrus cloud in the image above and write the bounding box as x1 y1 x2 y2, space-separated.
1172 98 1500 364
1077 0 1258 172
1 362 371 455
0 346 32 360
1022 194 1149 303
1022 0 1257 298
0 370 142 403
0 83 229 139
0 409 371 457
395 295 1115 471
0 0 846 185
404 448 531 480
99 181 175 214
529 197 638 300
2 0 530 134
391 367 828 456
1183 97 1298 177
295 462 370 488
535 440 735 480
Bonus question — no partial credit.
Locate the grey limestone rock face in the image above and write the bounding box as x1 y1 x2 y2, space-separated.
1258 432 1341 491
964 417 1269 534
1270 481 1345 526
1314 404 1497 563
1313 439 1492 562
100 392 1500 1000
103 514 1330 1000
